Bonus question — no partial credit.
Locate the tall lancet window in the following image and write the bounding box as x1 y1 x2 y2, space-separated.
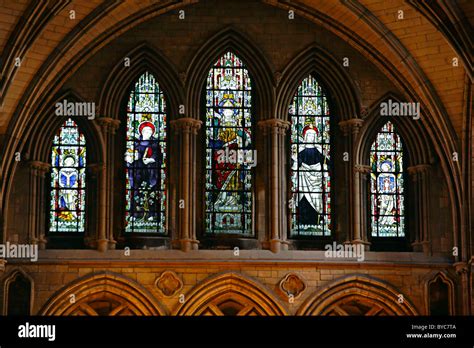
289 75 331 237
49 118 86 233
205 51 253 235
125 72 167 234
370 121 405 237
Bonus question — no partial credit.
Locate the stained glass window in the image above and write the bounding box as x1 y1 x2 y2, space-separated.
370 121 405 237
49 118 86 233
205 52 253 235
289 75 331 237
125 72 167 233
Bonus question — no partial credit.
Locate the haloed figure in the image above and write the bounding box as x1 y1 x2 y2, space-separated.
292 126 330 226
125 121 161 222
58 155 79 212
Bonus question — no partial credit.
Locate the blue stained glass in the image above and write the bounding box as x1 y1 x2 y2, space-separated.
370 121 405 237
49 118 86 233
125 72 167 233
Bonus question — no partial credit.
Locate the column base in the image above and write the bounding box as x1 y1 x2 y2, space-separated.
0 259 6 273
97 239 109 252
350 239 371 251
38 235 47 250
176 238 199 252
411 240 431 254
269 239 289 253
108 239 117 250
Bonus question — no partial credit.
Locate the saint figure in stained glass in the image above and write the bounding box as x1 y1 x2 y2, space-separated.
205 51 253 235
289 75 331 236
125 72 167 233
370 121 405 237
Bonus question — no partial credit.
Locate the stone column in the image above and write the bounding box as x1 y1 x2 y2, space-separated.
85 163 102 249
407 164 431 254
258 119 290 253
353 164 371 247
28 161 50 249
338 118 369 248
455 262 470 315
170 118 202 251
96 117 120 251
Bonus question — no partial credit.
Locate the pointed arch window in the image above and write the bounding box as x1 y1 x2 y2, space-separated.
289 75 331 237
49 118 86 233
124 72 167 234
369 121 405 237
205 51 253 235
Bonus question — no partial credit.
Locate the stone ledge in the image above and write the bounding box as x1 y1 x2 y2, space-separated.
2 250 453 268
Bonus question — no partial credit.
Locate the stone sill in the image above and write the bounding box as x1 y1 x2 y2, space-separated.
2 250 453 267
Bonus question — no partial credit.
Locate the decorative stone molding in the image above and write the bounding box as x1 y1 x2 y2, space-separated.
29 161 50 178
274 71 282 85
155 271 183 297
175 272 287 316
338 118 364 136
297 275 418 316
407 164 431 178
170 117 202 134
179 71 187 85
87 162 105 177
96 117 120 135
258 118 290 135
279 273 306 299
360 105 369 119
454 262 469 275
40 271 166 316
354 164 371 175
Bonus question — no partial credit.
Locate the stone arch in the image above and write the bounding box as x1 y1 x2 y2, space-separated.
98 42 183 122
2 268 34 315
185 26 275 122
27 89 105 166
175 272 287 316
423 270 456 315
356 92 434 167
297 275 418 316
2 89 105 245
276 44 361 122
39 271 166 316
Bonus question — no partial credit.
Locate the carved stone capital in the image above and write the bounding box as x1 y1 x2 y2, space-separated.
96 117 120 135
360 105 369 119
87 163 105 177
354 164 371 175
338 118 364 136
407 164 431 178
258 118 290 135
0 259 6 273
170 118 202 134
29 161 51 178
454 262 469 275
